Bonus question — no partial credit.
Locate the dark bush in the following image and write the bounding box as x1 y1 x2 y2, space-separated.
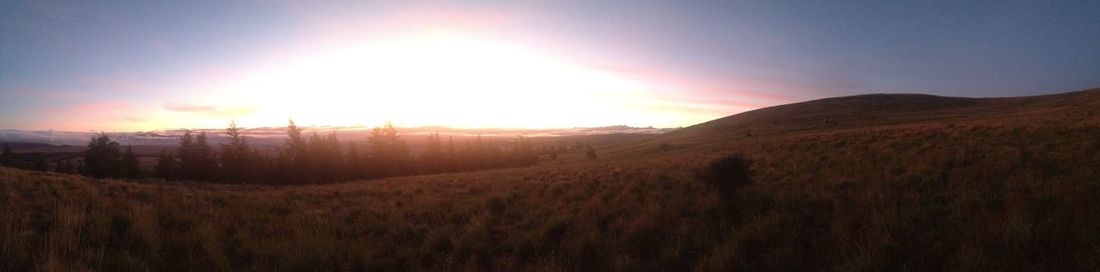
701 154 753 197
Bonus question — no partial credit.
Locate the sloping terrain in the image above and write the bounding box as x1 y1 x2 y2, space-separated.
606 88 1100 155
3 88 1100 271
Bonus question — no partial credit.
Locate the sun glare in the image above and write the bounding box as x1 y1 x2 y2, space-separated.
174 30 687 130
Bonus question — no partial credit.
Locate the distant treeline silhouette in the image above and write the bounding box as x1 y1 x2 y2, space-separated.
0 120 599 184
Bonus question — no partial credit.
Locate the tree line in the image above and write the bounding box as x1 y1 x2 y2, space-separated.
0 141 120 176
50 120 594 184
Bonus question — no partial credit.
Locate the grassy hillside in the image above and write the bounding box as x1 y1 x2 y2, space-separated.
3 89 1100 271
631 88 1100 152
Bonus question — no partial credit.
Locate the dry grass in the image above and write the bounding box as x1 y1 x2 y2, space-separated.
3 89 1100 271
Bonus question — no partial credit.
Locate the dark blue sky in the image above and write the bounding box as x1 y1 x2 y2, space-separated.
2 0 1099 131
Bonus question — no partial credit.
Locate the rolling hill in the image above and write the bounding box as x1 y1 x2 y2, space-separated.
3 88 1100 271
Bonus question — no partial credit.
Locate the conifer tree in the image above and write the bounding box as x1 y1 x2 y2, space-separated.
220 121 252 182
444 135 457 172
154 149 177 180
177 130 198 180
419 133 444 173
368 121 409 177
306 132 324 181
83 133 123 178
307 132 343 183
122 146 142 178
282 119 309 183
0 144 13 167
195 132 217 180
178 130 217 181
344 142 366 180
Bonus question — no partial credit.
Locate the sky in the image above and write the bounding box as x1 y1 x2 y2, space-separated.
1 0 1098 132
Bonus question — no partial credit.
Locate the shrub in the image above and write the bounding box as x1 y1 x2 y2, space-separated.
701 154 753 197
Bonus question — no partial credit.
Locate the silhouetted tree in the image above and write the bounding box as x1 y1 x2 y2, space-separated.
195 132 217 179
307 132 343 183
122 146 142 178
455 135 509 171
368 121 410 177
154 149 178 180
83 133 123 178
280 119 309 184
220 121 253 182
344 142 368 180
247 148 268 181
0 144 13 167
133 119 568 185
444 135 457 172
178 130 217 181
419 133 445 173
459 136 484 170
177 130 197 179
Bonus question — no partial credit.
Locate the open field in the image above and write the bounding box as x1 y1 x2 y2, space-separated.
3 89 1100 271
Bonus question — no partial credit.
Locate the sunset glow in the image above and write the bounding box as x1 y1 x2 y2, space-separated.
2 1 1098 132
182 30 697 130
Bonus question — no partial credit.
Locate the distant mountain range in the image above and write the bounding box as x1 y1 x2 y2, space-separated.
0 125 676 147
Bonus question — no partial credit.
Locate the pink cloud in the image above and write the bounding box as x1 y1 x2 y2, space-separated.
84 74 153 93
23 100 143 131
69 100 135 113
163 103 255 117
164 103 217 113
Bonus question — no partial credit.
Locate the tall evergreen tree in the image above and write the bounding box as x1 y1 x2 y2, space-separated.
343 142 367 180
177 130 217 181
443 135 457 172
306 132 324 181
154 149 177 180
368 121 410 177
83 133 123 178
220 121 252 182
194 132 218 180
306 132 343 183
419 133 444 173
177 130 198 180
325 133 344 181
122 146 142 178
281 119 309 184
0 144 13 167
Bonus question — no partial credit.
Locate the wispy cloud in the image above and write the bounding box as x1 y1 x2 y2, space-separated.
163 103 254 117
120 116 148 122
164 103 217 112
